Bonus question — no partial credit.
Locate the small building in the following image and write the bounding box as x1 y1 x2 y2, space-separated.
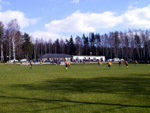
42 54 72 61
72 56 105 62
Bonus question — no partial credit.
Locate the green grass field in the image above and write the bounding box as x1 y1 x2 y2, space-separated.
0 63 150 113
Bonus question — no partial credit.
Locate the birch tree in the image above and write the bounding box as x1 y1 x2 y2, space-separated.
7 19 22 62
0 21 4 62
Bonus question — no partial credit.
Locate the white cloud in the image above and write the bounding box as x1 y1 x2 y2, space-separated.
30 31 69 42
45 5 150 34
0 0 10 10
45 10 122 33
128 5 134 10
72 0 80 4
0 0 2 10
29 5 150 41
0 10 37 28
121 5 150 29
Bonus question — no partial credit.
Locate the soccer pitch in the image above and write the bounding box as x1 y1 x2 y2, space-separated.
0 64 150 113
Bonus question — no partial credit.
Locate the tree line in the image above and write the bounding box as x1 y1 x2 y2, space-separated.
0 19 150 62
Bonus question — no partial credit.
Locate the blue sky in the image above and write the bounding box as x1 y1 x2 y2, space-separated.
0 0 150 41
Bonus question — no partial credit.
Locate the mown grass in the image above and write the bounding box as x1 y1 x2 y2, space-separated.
0 63 150 113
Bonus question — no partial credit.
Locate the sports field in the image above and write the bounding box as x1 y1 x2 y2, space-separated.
0 63 150 113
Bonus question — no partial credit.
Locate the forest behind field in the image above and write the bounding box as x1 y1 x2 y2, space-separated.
0 19 150 62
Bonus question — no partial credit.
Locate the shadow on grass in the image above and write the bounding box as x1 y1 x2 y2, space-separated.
11 74 150 95
1 73 150 112
0 95 150 108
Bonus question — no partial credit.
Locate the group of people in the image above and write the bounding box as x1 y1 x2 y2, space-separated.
106 60 139 69
65 61 71 70
29 60 43 69
106 60 129 69
97 60 129 69
107 60 129 69
29 59 142 70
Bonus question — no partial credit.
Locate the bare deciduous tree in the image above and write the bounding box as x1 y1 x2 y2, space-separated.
0 21 4 62
7 19 22 62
